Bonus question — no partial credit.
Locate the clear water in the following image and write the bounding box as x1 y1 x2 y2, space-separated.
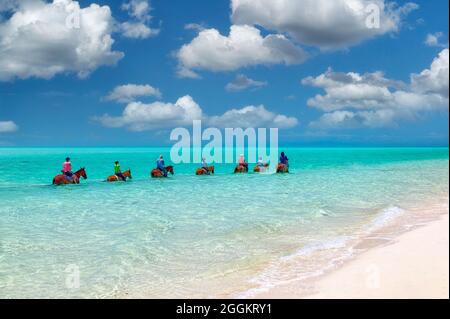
0 147 448 298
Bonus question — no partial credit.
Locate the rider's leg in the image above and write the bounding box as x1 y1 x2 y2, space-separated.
65 171 73 181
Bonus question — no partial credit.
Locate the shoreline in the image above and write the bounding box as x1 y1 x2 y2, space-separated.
251 210 449 299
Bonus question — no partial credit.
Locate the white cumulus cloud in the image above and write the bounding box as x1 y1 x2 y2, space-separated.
231 0 418 50
310 109 396 129
184 23 206 32
104 84 162 103
96 95 298 131
176 25 308 78
424 32 447 48
122 0 150 21
208 105 298 128
120 0 159 39
303 49 449 129
0 120 19 133
411 48 449 97
225 74 268 92
121 21 158 39
0 0 124 81
176 0 415 77
96 95 203 131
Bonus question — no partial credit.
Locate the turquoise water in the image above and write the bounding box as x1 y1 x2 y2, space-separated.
0 147 448 298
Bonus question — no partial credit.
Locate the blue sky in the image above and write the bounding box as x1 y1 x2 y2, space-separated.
0 0 448 147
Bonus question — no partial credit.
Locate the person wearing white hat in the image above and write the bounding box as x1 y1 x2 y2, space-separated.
201 157 210 175
257 156 267 168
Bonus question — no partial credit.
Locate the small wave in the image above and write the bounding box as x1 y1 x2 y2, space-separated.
315 208 331 217
235 236 354 298
364 206 405 233
279 236 350 261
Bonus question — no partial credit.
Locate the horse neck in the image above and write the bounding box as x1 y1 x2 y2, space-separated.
74 169 83 177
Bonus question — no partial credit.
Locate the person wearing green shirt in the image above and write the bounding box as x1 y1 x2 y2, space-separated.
114 161 126 181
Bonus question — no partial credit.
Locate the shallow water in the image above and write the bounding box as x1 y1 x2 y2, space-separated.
0 147 448 298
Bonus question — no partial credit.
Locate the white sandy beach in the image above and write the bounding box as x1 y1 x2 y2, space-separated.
254 213 449 299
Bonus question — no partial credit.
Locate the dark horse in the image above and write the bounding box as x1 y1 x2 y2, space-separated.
234 164 249 173
107 169 132 182
151 165 174 178
253 164 269 173
53 168 87 185
276 164 289 173
196 166 215 175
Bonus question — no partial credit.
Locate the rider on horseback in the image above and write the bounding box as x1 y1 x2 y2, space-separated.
62 157 74 182
238 154 249 172
279 152 289 167
253 156 269 173
114 161 126 181
257 156 268 168
201 157 210 175
156 155 168 177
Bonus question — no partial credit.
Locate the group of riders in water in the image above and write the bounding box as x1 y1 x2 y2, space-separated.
52 152 290 185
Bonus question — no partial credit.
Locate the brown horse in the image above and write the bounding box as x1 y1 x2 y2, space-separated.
151 165 174 178
107 169 132 182
196 166 214 175
253 164 269 173
234 164 248 173
53 168 87 185
276 164 289 173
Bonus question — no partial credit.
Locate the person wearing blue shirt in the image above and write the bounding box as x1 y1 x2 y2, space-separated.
279 152 289 167
156 155 168 177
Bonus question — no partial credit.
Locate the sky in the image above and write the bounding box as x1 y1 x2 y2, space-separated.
0 0 448 147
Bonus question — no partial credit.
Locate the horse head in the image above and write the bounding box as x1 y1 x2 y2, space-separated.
77 167 88 179
209 166 215 174
124 169 132 179
166 166 174 175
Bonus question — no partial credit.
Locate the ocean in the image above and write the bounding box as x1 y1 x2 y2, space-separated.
0 147 448 298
